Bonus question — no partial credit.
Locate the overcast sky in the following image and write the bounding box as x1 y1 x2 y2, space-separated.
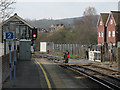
14 0 120 20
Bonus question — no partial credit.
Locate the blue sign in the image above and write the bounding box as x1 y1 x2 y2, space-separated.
6 32 14 40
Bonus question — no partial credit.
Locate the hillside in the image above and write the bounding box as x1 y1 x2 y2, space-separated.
34 15 99 50
26 17 82 28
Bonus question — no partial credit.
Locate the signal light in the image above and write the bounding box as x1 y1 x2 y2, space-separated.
33 34 36 38
32 27 37 40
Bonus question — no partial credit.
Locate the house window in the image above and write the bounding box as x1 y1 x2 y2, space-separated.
100 21 102 25
99 32 101 37
112 31 115 37
108 31 111 37
111 19 113 24
101 32 103 37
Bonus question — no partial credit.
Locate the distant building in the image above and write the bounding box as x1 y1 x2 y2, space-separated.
97 11 120 46
49 24 65 32
97 13 109 45
106 11 120 46
50 24 55 32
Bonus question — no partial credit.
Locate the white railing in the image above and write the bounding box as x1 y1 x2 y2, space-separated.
89 50 101 62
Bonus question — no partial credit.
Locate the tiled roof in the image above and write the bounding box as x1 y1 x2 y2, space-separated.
1 13 34 28
100 13 109 25
111 11 120 25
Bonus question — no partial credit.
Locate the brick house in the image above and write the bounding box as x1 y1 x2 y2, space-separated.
106 11 120 46
97 13 109 45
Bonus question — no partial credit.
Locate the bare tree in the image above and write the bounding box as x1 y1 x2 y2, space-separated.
83 6 98 27
0 0 16 22
83 6 97 17
0 0 16 43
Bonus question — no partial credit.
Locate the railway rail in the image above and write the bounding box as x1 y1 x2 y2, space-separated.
81 64 120 79
60 64 120 90
33 53 120 89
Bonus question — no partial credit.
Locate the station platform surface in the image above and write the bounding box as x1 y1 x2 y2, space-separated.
2 58 105 89
2 60 41 88
35 58 86 88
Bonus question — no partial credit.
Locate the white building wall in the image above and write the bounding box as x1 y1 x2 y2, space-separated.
0 43 4 57
0 41 17 56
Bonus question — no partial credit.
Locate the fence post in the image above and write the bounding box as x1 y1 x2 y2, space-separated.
60 44 61 52
63 43 65 52
72 44 73 55
73 44 75 55
117 42 120 71
61 44 63 53
75 44 77 56
78 44 80 58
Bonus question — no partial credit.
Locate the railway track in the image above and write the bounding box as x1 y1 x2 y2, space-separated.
82 64 120 79
33 53 120 89
60 64 120 90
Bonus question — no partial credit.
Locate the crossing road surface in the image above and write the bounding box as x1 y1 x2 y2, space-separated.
2 58 105 89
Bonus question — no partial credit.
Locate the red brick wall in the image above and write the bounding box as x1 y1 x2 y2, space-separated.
107 15 116 44
98 17 105 44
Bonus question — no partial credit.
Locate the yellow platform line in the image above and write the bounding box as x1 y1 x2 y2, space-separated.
35 59 52 90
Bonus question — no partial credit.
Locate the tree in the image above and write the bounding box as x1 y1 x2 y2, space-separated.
0 0 16 43
0 0 16 22
83 6 98 27
83 6 97 17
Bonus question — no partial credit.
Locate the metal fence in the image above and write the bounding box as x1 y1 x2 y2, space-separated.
53 43 117 62
54 44 90 59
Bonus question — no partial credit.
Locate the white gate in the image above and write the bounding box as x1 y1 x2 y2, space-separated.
89 51 101 62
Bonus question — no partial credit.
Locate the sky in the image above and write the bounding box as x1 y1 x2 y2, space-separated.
13 0 120 20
